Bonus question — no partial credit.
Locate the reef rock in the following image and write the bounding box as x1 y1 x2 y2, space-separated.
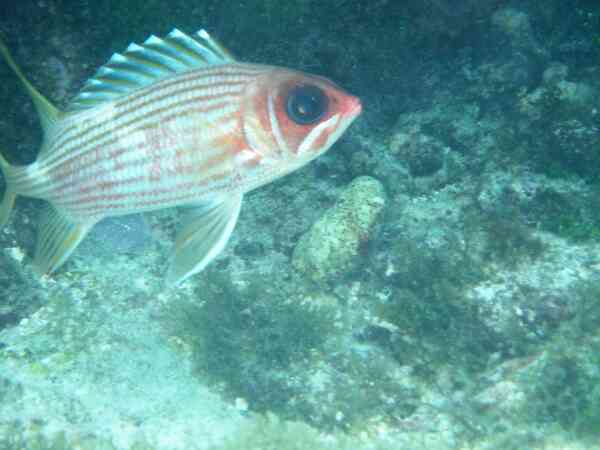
292 176 386 282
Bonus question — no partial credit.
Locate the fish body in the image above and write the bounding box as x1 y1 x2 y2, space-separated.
0 29 361 285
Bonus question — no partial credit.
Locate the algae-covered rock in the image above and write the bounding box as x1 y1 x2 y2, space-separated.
292 176 386 282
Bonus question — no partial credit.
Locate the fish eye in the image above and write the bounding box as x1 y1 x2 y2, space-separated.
286 85 328 125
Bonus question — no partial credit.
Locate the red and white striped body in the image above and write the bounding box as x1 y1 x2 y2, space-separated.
0 28 361 284
19 63 360 223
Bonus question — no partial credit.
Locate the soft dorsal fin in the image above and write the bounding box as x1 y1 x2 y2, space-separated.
66 29 236 112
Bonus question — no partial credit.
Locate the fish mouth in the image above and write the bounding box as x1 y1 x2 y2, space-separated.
343 95 362 119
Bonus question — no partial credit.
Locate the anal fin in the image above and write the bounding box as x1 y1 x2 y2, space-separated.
34 206 96 276
0 188 16 229
167 194 243 286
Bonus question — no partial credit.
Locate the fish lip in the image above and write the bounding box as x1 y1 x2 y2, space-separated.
344 95 362 118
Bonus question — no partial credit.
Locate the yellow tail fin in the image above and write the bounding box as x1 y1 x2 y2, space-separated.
0 36 63 228
0 36 60 134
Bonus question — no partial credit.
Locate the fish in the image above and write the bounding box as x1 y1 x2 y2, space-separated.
0 29 361 286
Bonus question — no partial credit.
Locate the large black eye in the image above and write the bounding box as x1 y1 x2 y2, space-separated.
286 85 328 125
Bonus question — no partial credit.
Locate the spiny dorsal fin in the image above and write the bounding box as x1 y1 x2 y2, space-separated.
66 29 236 113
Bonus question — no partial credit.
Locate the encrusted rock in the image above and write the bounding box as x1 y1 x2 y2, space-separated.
292 176 386 282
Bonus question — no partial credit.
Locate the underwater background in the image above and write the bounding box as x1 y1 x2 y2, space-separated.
1 0 600 448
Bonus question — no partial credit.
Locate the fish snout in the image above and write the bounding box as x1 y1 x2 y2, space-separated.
342 94 362 119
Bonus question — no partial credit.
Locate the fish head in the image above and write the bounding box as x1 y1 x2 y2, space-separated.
241 67 362 174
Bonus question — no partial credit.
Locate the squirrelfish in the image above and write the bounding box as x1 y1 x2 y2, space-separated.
0 29 361 285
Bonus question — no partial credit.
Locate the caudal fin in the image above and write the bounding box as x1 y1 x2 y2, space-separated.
0 36 60 135
0 153 16 228
0 36 63 228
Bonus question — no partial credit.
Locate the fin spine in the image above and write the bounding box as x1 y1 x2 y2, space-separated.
66 28 236 113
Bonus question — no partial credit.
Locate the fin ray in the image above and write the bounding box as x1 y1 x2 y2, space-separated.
33 206 97 276
167 194 242 286
67 28 236 113
0 188 16 229
0 36 60 134
0 151 16 228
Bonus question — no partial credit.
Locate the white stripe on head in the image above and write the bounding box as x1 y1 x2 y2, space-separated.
268 90 288 155
243 116 268 156
297 113 340 155
323 113 355 149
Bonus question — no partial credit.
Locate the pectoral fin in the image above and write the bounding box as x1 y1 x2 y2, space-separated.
34 206 97 276
167 194 243 286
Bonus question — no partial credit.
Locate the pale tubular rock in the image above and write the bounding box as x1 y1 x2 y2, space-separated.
292 176 386 282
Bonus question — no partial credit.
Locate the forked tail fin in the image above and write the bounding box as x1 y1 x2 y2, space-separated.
0 35 62 228
0 36 60 135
